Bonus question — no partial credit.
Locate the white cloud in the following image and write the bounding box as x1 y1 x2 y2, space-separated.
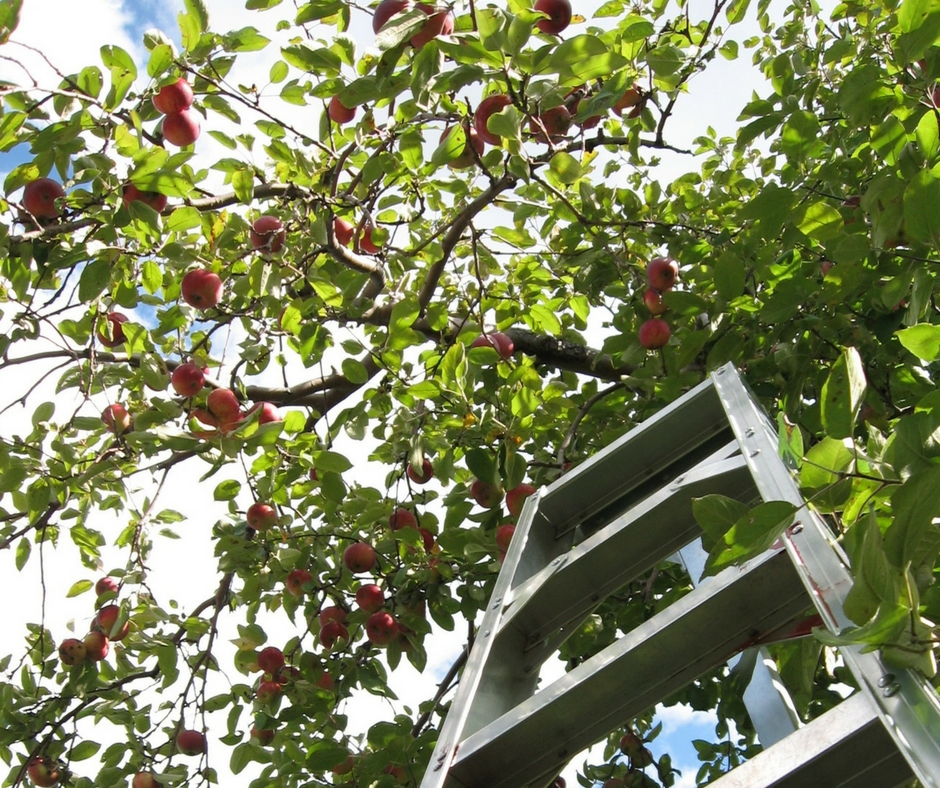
656 703 718 735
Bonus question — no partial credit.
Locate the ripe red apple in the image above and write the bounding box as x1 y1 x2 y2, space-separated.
418 527 435 552
328 95 357 124
474 94 512 146
95 576 118 597
439 124 484 169
646 256 679 291
332 755 354 775
506 483 536 518
22 178 66 220
643 288 667 316
83 630 109 661
333 217 355 246
317 670 335 690
613 86 643 116
27 758 60 788
389 507 418 530
206 388 241 422
385 765 407 784
58 637 87 666
97 311 128 348
530 105 572 143
248 402 281 424
250 215 286 253
471 331 514 360
372 0 410 32
308 468 319 482
358 224 382 254
101 404 131 436
171 362 205 397
319 620 349 649
619 730 643 756
132 771 158 788
496 524 515 551
366 611 399 646
153 78 194 114
256 679 281 703
250 726 275 746
411 4 454 48
247 502 278 532
176 729 207 756
95 604 129 641
162 109 201 147
355 583 385 613
123 184 168 213
256 646 285 674
407 458 434 484
180 268 222 309
343 541 377 573
471 479 504 508
534 0 572 34
638 318 671 350
286 568 312 596
319 606 347 626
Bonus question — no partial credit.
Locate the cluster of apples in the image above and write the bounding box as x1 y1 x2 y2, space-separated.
57 576 129 668
332 216 382 254
638 257 679 350
189 387 281 440
469 480 536 561
153 78 200 147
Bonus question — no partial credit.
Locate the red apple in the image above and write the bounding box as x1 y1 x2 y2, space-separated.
101 404 131 436
27 758 60 788
439 124 484 169
506 483 536 518
329 95 357 124
389 508 417 530
373 0 411 32
638 318 671 349
256 646 285 674
333 217 355 246
319 620 349 649
58 637 87 666
95 604 129 641
249 402 281 424
529 105 572 143
646 256 679 291
496 524 515 551
471 479 504 508
534 0 572 34
613 86 643 116
643 288 667 316
206 388 241 422
22 178 66 220
358 224 382 254
176 729 207 756
132 771 158 788
83 630 109 661
355 583 385 613
250 215 286 253
256 679 281 703
619 730 643 756
97 311 128 348
180 268 222 309
162 109 201 146
122 184 167 213
343 541 377 573
247 502 278 532
385 765 407 784
418 527 435 552
316 670 335 690
250 726 275 746
319 606 347 626
333 755 355 775
153 78 194 114
474 94 512 146
411 4 454 48
274 665 300 686
407 458 434 484
95 576 118 597
366 611 399 646
286 568 312 597
471 331 514 359
308 467 319 482
171 362 205 397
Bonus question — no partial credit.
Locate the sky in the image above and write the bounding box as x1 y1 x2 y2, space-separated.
0 1 804 787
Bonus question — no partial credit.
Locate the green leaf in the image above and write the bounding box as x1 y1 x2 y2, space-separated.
226 27 271 52
692 495 749 543
725 0 751 24
66 579 93 598
142 260 162 295
898 0 940 33
341 358 369 384
703 500 797 576
916 110 939 162
885 467 940 568
549 151 582 184
800 437 854 512
820 347 866 440
147 44 174 78
903 166 940 242
792 200 842 241
314 451 352 473
214 480 241 501
897 323 940 361
281 44 342 73
465 448 497 484
714 251 745 300
100 45 137 108
70 741 101 762
297 0 344 23
15 537 30 571
232 168 255 204
78 258 112 302
0 0 22 44
184 0 209 32
549 35 628 81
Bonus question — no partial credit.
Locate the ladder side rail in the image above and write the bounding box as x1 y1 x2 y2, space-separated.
710 363 940 788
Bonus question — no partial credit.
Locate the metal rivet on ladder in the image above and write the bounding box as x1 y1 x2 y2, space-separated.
788 522 803 536
878 673 896 688
483 630 490 637
492 597 502 608
883 682 901 698
750 449 761 457
745 428 755 437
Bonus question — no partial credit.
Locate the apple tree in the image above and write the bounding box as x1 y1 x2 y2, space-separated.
1 0 939 787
